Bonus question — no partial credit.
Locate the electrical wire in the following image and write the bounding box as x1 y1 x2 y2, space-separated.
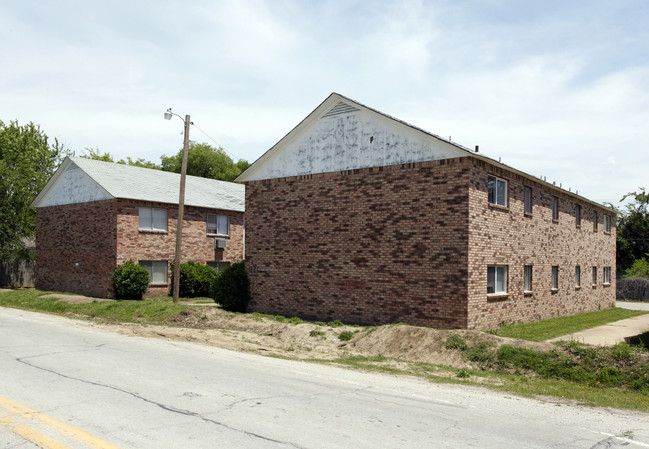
190 122 240 161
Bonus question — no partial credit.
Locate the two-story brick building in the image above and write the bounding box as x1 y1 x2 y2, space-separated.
32 157 245 298
236 93 616 329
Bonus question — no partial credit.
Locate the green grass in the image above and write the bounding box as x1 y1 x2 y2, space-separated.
490 307 649 341
0 290 190 325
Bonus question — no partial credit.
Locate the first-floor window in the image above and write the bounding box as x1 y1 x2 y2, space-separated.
575 266 581 287
551 266 559 290
207 261 231 273
139 261 168 284
524 265 533 292
592 266 597 286
487 265 508 294
603 267 611 284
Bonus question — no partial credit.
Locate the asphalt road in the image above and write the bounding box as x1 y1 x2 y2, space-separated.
1 307 648 449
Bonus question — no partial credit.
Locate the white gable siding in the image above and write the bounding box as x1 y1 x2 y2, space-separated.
244 108 465 181
38 164 112 207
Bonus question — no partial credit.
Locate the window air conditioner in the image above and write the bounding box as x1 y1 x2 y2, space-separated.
214 238 227 249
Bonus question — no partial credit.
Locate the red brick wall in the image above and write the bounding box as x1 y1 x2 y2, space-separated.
35 200 118 297
116 200 244 298
245 158 471 327
467 159 616 329
35 199 245 298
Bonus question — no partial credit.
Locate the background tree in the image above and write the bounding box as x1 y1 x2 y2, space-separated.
80 148 160 169
0 120 68 261
160 142 249 182
614 188 649 274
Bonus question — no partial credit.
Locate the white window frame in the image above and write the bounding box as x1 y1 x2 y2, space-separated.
524 265 533 292
207 214 230 236
488 175 508 207
575 204 581 227
551 266 559 290
552 196 559 221
575 265 581 288
524 186 532 214
604 215 611 233
487 265 508 295
139 207 167 232
139 260 168 285
603 267 611 285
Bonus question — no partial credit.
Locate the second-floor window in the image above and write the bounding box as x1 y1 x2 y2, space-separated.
604 215 611 233
524 187 532 214
593 211 598 231
488 175 507 207
139 207 167 232
207 214 230 236
552 197 559 221
575 204 581 227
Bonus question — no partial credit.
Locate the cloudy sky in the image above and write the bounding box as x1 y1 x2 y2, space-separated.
2 0 648 206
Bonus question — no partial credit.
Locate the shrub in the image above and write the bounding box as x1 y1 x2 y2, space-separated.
211 261 250 312
172 261 220 298
111 260 149 300
445 334 468 351
338 330 354 341
624 257 649 279
328 320 344 327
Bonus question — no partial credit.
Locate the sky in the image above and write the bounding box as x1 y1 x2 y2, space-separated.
2 0 648 207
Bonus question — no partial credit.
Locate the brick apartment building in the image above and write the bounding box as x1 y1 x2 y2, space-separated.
32 157 245 298
236 93 616 330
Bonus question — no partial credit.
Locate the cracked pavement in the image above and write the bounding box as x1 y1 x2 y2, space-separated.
1 307 648 448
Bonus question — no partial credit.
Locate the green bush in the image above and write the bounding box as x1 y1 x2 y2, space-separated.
624 257 649 279
338 330 354 341
111 260 149 300
172 261 220 298
211 261 250 312
328 320 344 327
445 334 468 351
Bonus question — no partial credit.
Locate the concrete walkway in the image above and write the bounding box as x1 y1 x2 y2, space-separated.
548 301 649 346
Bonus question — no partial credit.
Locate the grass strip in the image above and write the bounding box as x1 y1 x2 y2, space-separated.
490 307 649 341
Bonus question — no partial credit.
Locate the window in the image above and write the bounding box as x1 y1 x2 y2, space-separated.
575 266 581 288
552 197 559 221
592 266 597 286
524 186 532 214
488 175 508 207
139 207 167 232
139 261 168 284
487 265 508 294
575 204 581 227
593 211 598 231
551 266 559 290
207 261 231 272
524 265 533 292
603 267 611 284
604 215 611 233
207 214 230 235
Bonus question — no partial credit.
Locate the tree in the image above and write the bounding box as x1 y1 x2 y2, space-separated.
615 188 649 273
160 142 249 182
80 148 160 170
0 120 68 261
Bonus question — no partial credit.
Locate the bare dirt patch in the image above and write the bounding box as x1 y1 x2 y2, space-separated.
57 298 554 369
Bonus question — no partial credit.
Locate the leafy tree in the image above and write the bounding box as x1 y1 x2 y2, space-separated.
161 142 249 182
616 188 649 273
0 120 68 261
80 148 160 170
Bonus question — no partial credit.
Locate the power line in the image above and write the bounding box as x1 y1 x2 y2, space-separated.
190 122 241 161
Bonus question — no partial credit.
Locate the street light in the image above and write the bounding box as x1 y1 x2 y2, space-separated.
164 107 191 303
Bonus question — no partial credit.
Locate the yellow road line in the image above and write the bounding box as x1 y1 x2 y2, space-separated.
0 396 123 449
10 423 74 449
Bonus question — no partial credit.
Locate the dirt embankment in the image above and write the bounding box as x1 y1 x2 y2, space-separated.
82 302 553 368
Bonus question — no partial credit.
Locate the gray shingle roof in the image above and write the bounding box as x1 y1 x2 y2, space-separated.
66 157 244 212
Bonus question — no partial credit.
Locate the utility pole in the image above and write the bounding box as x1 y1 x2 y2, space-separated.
164 109 191 303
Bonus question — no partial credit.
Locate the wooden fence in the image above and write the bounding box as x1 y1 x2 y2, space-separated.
0 260 34 288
